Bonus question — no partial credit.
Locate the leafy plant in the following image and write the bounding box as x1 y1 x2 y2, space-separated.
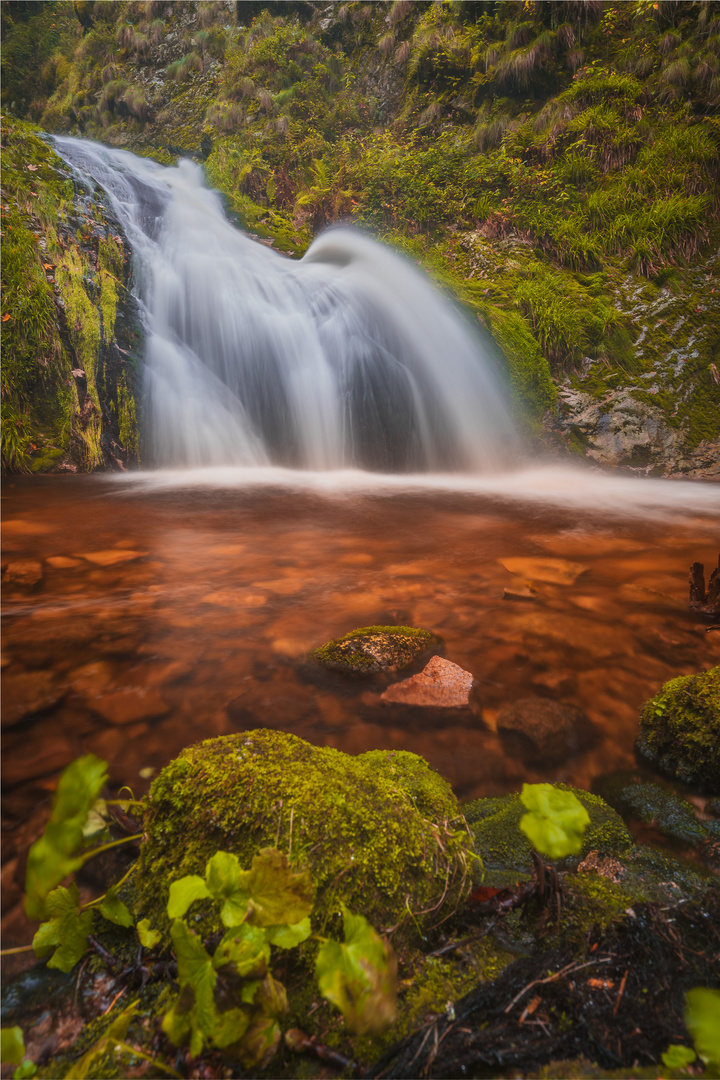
163 849 397 1068
0 1027 36 1078
685 987 720 1067
661 1043 697 1070
519 783 590 860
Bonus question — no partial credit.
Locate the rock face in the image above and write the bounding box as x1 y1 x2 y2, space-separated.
555 388 720 477
137 730 474 942
636 667 720 792
310 625 439 675
496 697 591 764
381 656 474 708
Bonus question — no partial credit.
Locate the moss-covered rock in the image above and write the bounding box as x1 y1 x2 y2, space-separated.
635 667 720 793
595 773 720 850
309 625 439 676
137 729 475 945
463 786 633 887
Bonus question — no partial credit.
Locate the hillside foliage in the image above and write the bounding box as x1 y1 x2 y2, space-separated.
1 0 719 468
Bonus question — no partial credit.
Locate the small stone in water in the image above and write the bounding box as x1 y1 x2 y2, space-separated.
4 559 43 586
78 549 147 566
381 656 474 708
46 556 82 569
499 557 587 586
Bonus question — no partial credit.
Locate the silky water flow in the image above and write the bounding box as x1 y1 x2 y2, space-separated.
53 136 519 473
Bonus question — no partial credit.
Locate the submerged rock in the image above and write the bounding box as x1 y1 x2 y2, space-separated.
137 729 474 942
635 667 720 792
310 625 439 675
381 656 474 708
496 697 591 764
595 773 720 847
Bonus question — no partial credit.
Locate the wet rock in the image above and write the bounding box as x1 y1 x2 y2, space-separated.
496 697 591 764
555 387 720 477
45 556 82 569
689 554 720 617
137 729 474 944
1 734 75 786
90 685 170 725
1 670 65 728
635 667 720 792
4 560 43 586
310 625 439 675
463 787 633 886
576 850 625 883
78 549 147 566
594 773 720 860
503 584 537 601
381 656 474 708
499 557 587 586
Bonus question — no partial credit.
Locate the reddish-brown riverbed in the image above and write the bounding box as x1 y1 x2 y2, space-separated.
2 468 718 938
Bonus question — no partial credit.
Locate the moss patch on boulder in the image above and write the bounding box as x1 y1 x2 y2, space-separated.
635 667 720 793
310 625 440 676
137 729 474 945
463 786 633 887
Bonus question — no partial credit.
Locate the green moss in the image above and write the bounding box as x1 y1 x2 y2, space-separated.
484 307 557 424
636 667 720 792
310 625 439 675
138 730 475 949
117 371 139 463
463 787 633 887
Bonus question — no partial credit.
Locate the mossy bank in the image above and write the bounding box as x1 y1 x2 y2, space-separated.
0 114 142 473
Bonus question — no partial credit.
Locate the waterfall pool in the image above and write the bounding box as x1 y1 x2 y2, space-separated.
3 467 718 828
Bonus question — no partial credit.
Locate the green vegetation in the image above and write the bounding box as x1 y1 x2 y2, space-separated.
310 624 438 674
0 114 141 472
2 0 718 465
636 666 720 791
519 782 591 859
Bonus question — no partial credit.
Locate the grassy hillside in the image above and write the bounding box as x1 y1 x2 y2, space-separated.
2 0 719 472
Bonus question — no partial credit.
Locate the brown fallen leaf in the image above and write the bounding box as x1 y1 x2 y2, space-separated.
71 368 85 377
587 978 615 990
26 163 38 171
43 263 53 270
2 313 10 322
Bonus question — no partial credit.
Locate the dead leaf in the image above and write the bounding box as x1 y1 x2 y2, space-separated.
26 163 38 171
2 313 11 322
587 978 615 990
43 263 53 270
71 369 86 378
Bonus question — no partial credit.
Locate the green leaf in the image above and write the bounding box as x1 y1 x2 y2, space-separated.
265 916 312 950
233 1006 282 1071
137 918 162 949
99 887 133 928
213 924 270 980
316 906 397 1035
1 1027 25 1065
204 851 249 927
25 755 108 919
12 1061 37 1079
167 875 210 919
685 987 720 1066
519 783 590 859
168 920 217 1055
32 884 93 973
661 1044 697 1069
210 1007 252 1050
242 849 313 928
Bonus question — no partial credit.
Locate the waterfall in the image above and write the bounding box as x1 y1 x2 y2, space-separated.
53 137 519 472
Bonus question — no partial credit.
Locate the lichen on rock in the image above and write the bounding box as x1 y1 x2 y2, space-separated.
310 625 440 676
635 666 720 793
137 729 475 945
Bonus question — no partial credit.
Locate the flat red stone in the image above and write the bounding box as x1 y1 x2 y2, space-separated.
381 655 473 708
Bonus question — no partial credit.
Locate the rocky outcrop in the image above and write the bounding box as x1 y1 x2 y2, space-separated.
310 625 439 676
555 387 720 477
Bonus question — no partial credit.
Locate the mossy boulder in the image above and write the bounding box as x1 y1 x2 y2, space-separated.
595 773 720 851
137 729 474 944
310 625 440 676
635 667 720 793
463 786 633 887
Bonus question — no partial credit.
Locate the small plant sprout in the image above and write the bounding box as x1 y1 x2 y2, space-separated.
684 987 720 1067
0 1027 36 1079
519 783 590 860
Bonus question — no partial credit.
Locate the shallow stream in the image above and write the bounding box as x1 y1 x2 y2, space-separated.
3 467 717 862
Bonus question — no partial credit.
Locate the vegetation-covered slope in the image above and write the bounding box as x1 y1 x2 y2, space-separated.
2 0 719 473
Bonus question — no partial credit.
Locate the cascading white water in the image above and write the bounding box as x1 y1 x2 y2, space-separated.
53 137 519 472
